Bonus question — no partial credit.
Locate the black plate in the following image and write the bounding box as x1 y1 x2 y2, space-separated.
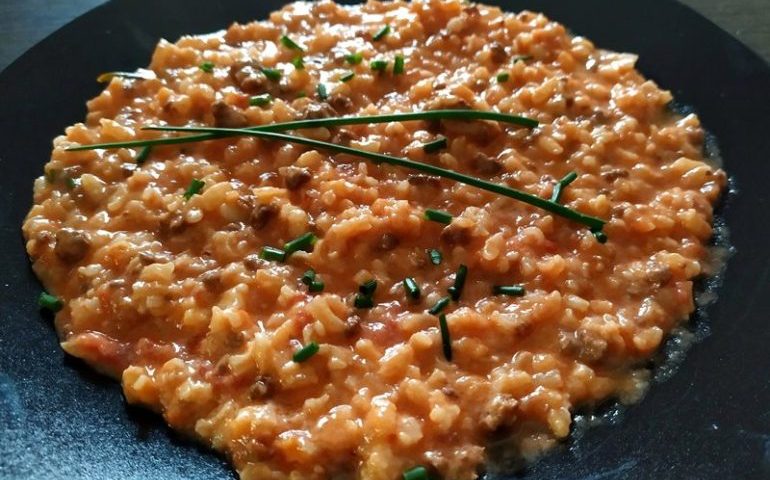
1 1 769 479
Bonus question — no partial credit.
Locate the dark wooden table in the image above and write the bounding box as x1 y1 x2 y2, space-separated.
0 0 767 72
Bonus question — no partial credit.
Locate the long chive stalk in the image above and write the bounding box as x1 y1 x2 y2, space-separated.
65 110 538 152
140 125 606 231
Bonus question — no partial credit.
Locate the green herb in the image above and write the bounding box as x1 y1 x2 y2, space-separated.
428 296 451 315
424 209 452 225
183 179 204 200
345 52 363 65
293 342 319 362
284 232 317 256
38 292 63 312
496 72 510 83
302 269 316 285
592 228 608 244
135 146 152 165
340 71 355 83
316 83 329 100
448 264 468 301
249 94 273 107
550 171 578 203
513 54 533 63
280 34 305 51
493 285 526 296
96 71 153 83
403 466 428 480
373 25 391 41
438 314 453 361
370 59 389 72
290 56 305 70
65 177 78 189
354 294 375 309
403 277 421 300
309 280 325 292
428 249 442 265
199 61 214 73
260 246 287 262
261 67 282 81
359 279 378 296
422 137 447 154
393 54 405 75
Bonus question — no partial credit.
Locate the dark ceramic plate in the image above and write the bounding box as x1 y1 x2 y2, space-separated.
1 0 769 479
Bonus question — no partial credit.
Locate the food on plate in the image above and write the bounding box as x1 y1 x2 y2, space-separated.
22 0 726 478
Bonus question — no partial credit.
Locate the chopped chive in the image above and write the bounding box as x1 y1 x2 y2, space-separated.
370 59 389 72
354 294 375 309
38 292 63 312
428 249 442 265
183 179 204 200
403 466 428 480
493 285 526 296
373 25 391 41
424 209 452 225
592 228 608 244
261 67 282 81
301 269 316 285
513 54 533 63
345 52 363 65
260 246 287 262
496 72 510 83
359 279 378 296
199 61 214 73
290 56 305 70
249 94 273 107
65 177 78 189
280 34 305 52
448 264 468 301
96 71 153 83
422 137 447 154
293 341 319 362
550 171 578 203
309 280 325 292
393 54 405 75
403 277 421 300
135 145 151 165
438 314 453 361
340 71 355 82
428 296 451 315
284 232 317 256
316 83 329 100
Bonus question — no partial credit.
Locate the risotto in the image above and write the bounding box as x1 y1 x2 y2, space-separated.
22 0 726 478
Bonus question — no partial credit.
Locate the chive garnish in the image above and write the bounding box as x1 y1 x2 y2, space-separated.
260 246 287 262
403 277 421 300
345 52 363 65
370 59 389 72
302 269 316 285
403 466 428 480
284 232 317 256
493 285 526 296
135 145 151 165
496 72 510 83
199 61 214 73
316 83 329 100
513 54 533 63
340 71 355 82
290 56 305 70
65 177 78 189
550 171 578 203
293 341 319 362
38 292 63 312
592 228 608 244
448 264 468 301
428 296 451 315
249 94 273 107
183 179 204 200
354 294 375 309
359 279 378 296
96 71 153 83
393 54 405 75
438 314 453 361
422 137 447 154
425 209 452 225
428 249 442 265
280 34 305 52
261 67 282 81
373 25 391 41
309 280 325 292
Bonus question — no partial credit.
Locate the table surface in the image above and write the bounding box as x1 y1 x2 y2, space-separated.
0 0 768 72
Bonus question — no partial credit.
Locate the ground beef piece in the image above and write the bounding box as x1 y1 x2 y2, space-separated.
229 62 268 94
408 174 442 188
283 166 312 190
559 329 608 363
329 94 354 113
471 153 503 175
601 168 630 182
213 101 249 128
378 233 400 251
54 228 91 263
249 375 274 399
301 101 338 120
481 394 518 431
489 42 508 63
250 203 279 230
440 224 473 245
